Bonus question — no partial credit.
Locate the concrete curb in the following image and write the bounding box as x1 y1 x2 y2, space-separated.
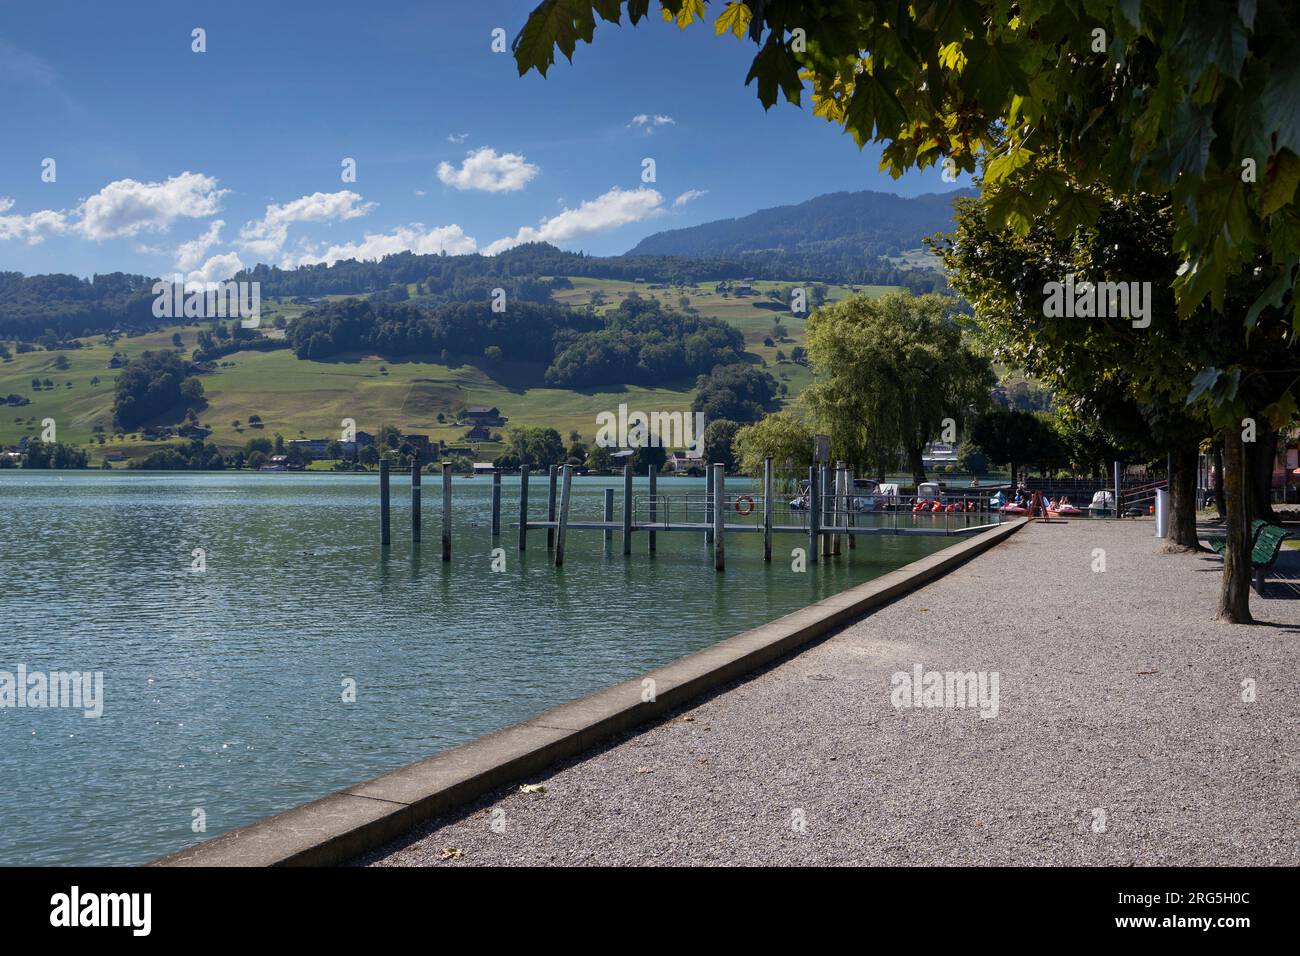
154 517 1027 866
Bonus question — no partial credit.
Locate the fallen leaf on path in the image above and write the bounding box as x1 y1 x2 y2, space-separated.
636 766 653 774
438 847 463 861
519 783 546 794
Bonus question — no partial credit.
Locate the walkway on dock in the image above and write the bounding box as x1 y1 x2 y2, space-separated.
361 519 1300 866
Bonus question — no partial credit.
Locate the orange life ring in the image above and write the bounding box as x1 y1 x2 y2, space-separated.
735 495 755 516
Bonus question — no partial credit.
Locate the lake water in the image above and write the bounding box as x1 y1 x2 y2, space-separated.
0 471 964 865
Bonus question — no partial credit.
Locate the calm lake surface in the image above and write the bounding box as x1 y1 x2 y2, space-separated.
0 471 964 865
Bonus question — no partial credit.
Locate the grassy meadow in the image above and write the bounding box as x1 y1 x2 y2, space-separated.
0 277 901 465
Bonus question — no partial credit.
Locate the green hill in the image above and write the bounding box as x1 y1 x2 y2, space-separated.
0 277 893 465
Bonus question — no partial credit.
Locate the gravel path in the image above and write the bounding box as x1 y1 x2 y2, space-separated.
360 519 1300 866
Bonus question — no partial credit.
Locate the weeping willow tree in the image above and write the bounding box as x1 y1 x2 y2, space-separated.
803 292 993 482
732 410 813 492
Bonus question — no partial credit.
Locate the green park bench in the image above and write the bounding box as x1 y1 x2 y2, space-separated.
1204 519 1266 555
1250 524 1290 596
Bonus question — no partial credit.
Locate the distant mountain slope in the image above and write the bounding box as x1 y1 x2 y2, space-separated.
627 188 975 259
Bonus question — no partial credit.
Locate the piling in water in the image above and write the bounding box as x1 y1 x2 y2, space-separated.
705 466 714 544
762 457 773 562
845 464 856 550
441 463 452 562
832 461 843 556
547 465 558 550
713 463 725 572
647 465 657 554
411 459 422 543
517 466 530 550
380 458 391 547
821 464 833 558
622 464 633 556
603 487 613 548
555 464 573 567
808 465 819 564
491 470 501 537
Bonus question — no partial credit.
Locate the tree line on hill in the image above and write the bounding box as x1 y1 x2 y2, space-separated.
544 295 745 386
290 294 749 388
0 240 949 344
0 271 156 341
234 241 947 300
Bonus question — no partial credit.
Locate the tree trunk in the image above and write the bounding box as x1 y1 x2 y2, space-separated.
1164 445 1200 550
908 446 926 486
1249 428 1279 522
1217 426 1254 624
1212 437 1225 518
1009 460 1019 489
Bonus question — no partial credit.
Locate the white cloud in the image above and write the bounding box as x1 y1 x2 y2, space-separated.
175 220 225 272
0 198 69 244
447 132 469 144
484 186 664 255
238 190 375 259
628 114 676 133
184 252 245 290
77 172 226 240
414 189 427 197
437 147 538 193
673 189 708 207
286 223 477 268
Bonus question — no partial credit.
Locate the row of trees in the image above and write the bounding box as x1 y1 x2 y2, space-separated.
0 438 89 469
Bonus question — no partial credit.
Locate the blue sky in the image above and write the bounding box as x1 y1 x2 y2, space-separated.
0 1 966 281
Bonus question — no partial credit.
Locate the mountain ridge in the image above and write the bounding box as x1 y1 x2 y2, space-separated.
627 187 975 259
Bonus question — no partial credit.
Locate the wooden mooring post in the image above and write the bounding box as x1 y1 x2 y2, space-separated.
705 465 714 544
844 463 856 551
603 488 613 548
546 465 558 550
554 464 573 566
832 460 844 556
821 463 833 558
441 462 452 561
622 464 633 556
762 456 773 562
712 462 725 572
491 469 501 537
808 464 819 564
411 459 422 543
379 458 391 546
647 465 657 554
517 465 530 550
